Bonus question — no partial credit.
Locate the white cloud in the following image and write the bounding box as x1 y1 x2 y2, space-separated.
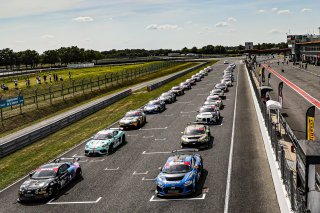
146 24 178 30
15 40 25 43
271 8 278 12
301 8 312 13
228 29 236 33
227 17 237 23
215 22 230 27
268 29 282 34
278 10 291 15
257 9 265 14
41 34 54 39
72 16 94 22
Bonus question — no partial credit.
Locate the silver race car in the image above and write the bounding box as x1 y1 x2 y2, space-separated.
181 124 211 148
171 86 185 96
196 105 220 124
159 92 176 104
144 99 166 113
205 95 223 109
210 89 225 98
221 79 232 87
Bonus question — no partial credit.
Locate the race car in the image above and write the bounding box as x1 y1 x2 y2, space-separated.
205 95 223 109
185 78 196 86
224 60 229 64
196 106 220 124
214 83 228 92
119 109 146 129
159 92 176 104
144 99 166 113
181 124 211 148
179 82 192 90
85 128 125 155
197 72 205 78
18 158 82 202
210 89 225 98
170 86 185 96
155 149 203 197
191 75 201 82
199 70 208 76
221 78 232 87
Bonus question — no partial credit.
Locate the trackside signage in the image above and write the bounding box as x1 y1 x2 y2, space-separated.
306 106 316 141
0 96 24 109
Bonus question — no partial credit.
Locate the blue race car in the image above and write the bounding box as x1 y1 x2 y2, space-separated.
155 149 203 197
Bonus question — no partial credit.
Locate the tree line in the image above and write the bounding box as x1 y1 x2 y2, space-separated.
0 42 288 70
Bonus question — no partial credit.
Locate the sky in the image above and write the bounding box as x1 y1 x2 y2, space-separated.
0 0 319 52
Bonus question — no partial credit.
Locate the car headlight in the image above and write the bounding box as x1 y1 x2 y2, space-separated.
184 180 193 186
181 136 188 141
198 135 207 142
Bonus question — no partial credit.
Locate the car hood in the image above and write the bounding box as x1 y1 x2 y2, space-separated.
197 112 214 118
144 104 159 109
120 117 138 122
21 178 53 190
86 139 112 148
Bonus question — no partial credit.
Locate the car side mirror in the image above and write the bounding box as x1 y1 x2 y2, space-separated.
29 173 33 178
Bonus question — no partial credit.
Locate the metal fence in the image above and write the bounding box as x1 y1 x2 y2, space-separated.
245 60 307 212
1 61 181 118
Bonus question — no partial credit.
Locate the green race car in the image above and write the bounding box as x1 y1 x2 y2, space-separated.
85 128 125 156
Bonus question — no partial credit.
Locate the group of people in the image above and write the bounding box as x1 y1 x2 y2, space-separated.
0 72 70 91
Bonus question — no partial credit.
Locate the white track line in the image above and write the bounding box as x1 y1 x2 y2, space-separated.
133 171 149 175
142 177 155 181
142 151 171 155
154 138 166 141
105 167 119 171
149 193 206 202
47 197 102 205
223 61 240 213
143 135 154 139
139 127 168 131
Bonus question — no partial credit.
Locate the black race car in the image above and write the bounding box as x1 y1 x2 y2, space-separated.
18 158 82 202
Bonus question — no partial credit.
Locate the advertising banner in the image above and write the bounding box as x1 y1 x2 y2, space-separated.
306 106 316 140
0 96 24 109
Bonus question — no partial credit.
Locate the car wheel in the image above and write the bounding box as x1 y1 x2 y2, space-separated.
122 135 126 143
193 181 197 194
109 144 114 154
137 121 141 128
76 169 82 179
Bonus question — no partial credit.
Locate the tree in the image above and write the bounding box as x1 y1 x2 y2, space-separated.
42 50 59 66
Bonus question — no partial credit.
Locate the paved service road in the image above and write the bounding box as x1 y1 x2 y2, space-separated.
0 61 279 213
261 63 320 140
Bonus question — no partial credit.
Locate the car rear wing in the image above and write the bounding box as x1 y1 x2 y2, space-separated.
108 127 124 131
54 157 80 163
172 149 199 153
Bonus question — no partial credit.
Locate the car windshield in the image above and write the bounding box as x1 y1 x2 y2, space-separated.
172 87 180 90
208 96 219 101
185 127 205 135
125 112 140 117
212 90 221 93
162 163 191 174
161 93 170 97
216 84 224 87
200 107 215 113
32 169 57 179
92 133 113 140
149 100 160 105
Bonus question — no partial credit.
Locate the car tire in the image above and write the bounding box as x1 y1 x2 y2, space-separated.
122 135 126 143
76 169 82 179
109 144 114 154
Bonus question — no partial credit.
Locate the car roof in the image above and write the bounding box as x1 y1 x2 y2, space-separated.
40 163 63 169
167 154 192 164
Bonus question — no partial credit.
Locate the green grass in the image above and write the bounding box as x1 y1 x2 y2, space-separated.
0 62 197 137
0 60 217 190
0 61 171 98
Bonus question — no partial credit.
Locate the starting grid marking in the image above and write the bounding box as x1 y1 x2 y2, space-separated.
105 167 120 171
180 111 197 114
47 197 102 205
149 193 206 202
139 127 168 131
143 135 154 139
133 171 149 175
142 177 155 181
142 151 171 155
154 138 166 141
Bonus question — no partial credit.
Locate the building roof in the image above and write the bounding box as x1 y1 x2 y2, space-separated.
296 40 320 45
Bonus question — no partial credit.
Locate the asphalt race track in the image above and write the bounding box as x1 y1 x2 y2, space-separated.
0 61 280 213
261 62 320 140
